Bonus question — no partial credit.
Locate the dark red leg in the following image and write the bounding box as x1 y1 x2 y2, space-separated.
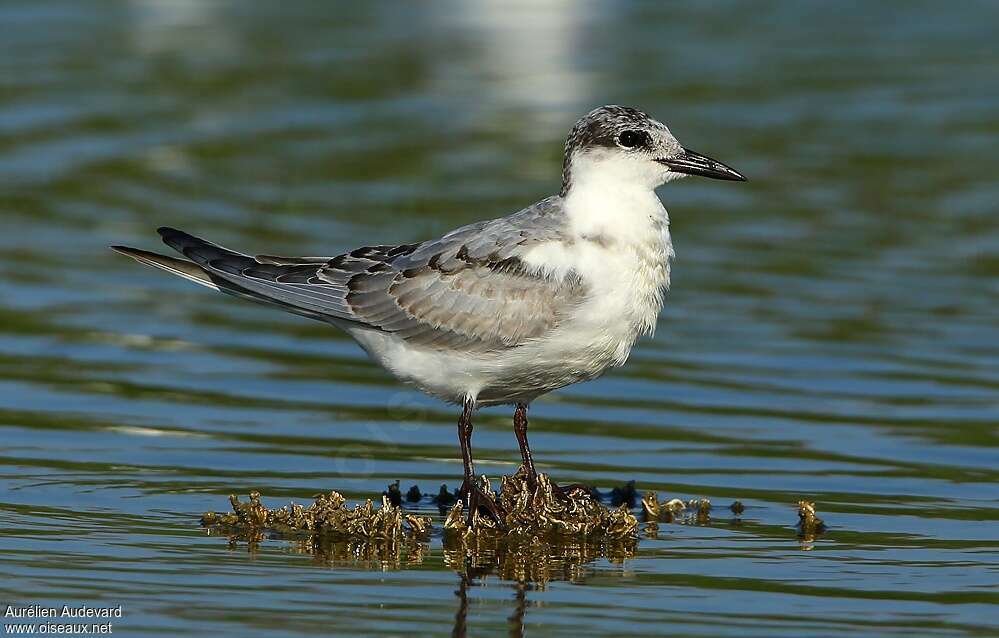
458 398 476 482
457 397 504 526
513 403 591 499
513 403 537 481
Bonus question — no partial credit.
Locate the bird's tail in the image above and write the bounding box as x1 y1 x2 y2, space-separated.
110 245 219 290
112 227 351 323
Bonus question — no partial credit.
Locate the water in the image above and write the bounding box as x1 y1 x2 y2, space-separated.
2 1 997 636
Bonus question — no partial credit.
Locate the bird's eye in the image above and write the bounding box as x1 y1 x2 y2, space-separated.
617 130 644 148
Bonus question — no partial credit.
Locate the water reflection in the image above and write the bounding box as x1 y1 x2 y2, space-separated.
442 531 637 586
211 526 431 571
128 0 236 59
220 526 637 637
217 524 638 585
431 0 604 119
451 569 529 638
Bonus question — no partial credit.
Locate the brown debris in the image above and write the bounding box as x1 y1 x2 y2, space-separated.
690 498 711 524
797 500 826 537
201 490 432 540
639 492 711 524
443 469 638 539
641 491 660 519
662 498 686 519
201 477 766 558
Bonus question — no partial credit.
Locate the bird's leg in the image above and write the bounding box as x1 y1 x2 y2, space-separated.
458 398 476 483
513 402 538 483
513 402 591 501
457 397 504 527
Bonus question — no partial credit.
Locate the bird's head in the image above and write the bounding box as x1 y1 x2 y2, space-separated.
560 105 745 195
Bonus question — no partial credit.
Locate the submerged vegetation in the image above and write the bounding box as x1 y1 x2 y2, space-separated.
201 470 823 574
200 465 827 585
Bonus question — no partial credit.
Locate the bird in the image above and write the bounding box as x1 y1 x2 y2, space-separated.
112 105 745 525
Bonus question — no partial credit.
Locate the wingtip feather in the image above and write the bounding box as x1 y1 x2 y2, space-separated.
110 244 219 290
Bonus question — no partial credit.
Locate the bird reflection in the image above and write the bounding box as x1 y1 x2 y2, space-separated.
449 568 529 638
217 526 637 636
441 530 636 585
442 531 636 638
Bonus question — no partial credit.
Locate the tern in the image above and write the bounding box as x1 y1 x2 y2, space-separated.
113 105 745 524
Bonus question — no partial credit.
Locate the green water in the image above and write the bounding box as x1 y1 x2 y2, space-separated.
1 1 997 636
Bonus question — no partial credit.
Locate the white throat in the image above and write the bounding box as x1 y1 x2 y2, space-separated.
562 151 671 243
557 151 676 339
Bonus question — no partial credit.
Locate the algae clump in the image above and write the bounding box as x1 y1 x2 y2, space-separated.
201 490 431 540
443 469 638 539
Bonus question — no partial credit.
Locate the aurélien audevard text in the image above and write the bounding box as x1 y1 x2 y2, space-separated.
4 605 122 634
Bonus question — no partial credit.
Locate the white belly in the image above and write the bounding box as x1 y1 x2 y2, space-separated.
345 319 627 407
341 229 672 407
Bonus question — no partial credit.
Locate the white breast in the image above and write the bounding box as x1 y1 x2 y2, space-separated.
519 175 673 372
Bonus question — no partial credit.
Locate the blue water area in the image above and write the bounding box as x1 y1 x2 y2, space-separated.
1 2 997 636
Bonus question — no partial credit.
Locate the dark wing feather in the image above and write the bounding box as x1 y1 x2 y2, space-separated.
157 227 353 320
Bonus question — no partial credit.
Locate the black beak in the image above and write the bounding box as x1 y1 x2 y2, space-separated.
659 149 746 182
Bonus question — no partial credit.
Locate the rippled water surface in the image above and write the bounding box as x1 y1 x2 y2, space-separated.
2 2 998 636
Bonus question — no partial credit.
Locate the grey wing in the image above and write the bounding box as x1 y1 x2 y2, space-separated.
156 227 357 321
157 197 585 352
